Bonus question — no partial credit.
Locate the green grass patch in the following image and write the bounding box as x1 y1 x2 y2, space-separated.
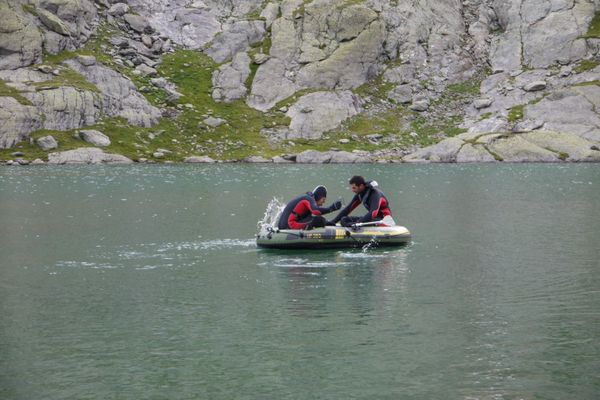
31 66 100 93
574 59 600 74
0 79 33 106
508 104 525 123
22 4 38 16
410 114 466 144
0 128 96 161
581 11 600 38
446 80 481 95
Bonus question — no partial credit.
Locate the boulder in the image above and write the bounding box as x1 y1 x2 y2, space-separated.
36 135 58 151
203 117 226 128
272 155 294 164
123 13 152 34
403 137 464 163
76 55 96 66
38 9 71 36
387 85 412 104
260 3 280 28
108 3 130 17
520 131 600 162
410 100 429 112
473 98 493 109
296 150 332 164
329 151 371 163
467 117 509 135
525 89 600 142
205 20 265 64
247 58 297 111
38 0 98 54
212 52 251 102
184 156 215 163
486 135 559 162
286 91 362 139
0 97 42 148
47 148 132 164
455 144 496 163
523 81 547 92
79 130 111 147
23 86 101 131
242 156 270 163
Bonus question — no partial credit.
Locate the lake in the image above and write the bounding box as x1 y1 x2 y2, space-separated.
1 164 599 399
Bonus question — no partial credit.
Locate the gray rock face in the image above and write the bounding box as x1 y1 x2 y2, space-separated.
0 2 43 70
36 135 58 150
79 130 111 147
205 20 265 63
296 150 333 164
403 137 464 163
0 97 42 148
456 143 496 163
525 88 600 142
123 14 152 33
294 149 371 163
487 135 559 162
108 3 130 17
212 52 251 102
286 91 362 139
37 0 99 55
248 0 386 111
47 148 133 164
24 86 101 131
184 156 216 163
403 130 600 163
126 0 222 49
387 85 412 104
247 58 297 111
65 59 161 127
521 131 600 162
203 117 226 128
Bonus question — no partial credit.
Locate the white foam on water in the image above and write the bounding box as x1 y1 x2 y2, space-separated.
257 198 285 236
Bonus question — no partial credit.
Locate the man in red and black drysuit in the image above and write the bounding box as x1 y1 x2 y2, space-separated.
277 186 342 230
329 175 393 227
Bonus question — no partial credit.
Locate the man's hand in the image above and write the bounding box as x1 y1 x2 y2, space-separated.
330 200 342 211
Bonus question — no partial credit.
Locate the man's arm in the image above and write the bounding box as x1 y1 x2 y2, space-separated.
329 195 360 224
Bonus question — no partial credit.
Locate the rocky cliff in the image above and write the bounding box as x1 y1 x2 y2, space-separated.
1 0 600 164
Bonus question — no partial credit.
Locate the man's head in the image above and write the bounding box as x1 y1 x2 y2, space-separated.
312 185 327 206
349 175 366 194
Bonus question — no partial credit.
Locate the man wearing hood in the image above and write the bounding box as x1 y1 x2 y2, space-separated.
329 175 394 227
277 185 342 230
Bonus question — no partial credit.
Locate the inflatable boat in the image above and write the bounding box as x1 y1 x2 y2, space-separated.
256 224 411 249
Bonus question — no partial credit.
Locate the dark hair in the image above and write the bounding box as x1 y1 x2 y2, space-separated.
312 185 327 201
349 175 366 186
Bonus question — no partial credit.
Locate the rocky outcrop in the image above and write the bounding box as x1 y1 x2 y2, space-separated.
211 52 251 102
286 91 362 139
296 149 371 163
247 0 387 111
0 97 42 148
47 147 133 164
25 86 101 131
65 58 161 127
0 1 43 70
205 20 265 63
79 130 111 147
35 0 99 55
403 131 600 163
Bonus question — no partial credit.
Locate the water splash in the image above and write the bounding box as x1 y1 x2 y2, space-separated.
257 197 285 236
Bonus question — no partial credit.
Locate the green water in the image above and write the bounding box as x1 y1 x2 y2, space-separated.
1 164 599 400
